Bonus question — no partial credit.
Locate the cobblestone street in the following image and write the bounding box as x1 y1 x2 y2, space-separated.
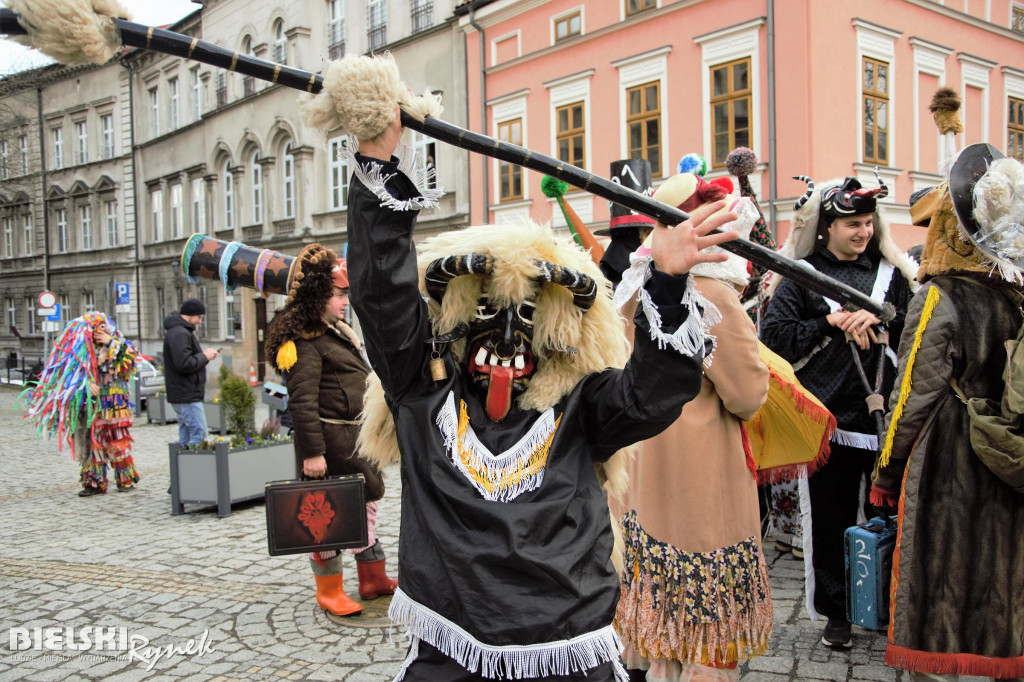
0 386 975 681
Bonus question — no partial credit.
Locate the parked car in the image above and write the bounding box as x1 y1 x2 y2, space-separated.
134 357 165 408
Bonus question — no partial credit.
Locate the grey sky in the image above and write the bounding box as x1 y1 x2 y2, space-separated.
1 0 201 75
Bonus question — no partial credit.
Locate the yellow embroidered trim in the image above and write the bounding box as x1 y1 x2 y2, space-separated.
455 399 559 499
879 286 942 468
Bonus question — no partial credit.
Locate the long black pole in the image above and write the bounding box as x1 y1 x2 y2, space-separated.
0 10 894 321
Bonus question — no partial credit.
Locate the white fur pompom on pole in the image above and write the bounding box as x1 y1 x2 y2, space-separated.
7 0 130 66
299 52 442 141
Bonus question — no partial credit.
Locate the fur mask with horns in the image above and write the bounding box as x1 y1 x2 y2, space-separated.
358 219 635 500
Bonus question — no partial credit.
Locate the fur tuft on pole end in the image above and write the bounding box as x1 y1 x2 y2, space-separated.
929 86 963 135
8 0 130 66
300 52 442 140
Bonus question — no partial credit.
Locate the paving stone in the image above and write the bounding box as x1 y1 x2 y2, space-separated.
0 390 904 681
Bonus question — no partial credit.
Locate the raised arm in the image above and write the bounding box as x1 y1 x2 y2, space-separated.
346 118 432 400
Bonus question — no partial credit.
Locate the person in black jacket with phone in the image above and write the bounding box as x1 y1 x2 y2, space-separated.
163 298 218 447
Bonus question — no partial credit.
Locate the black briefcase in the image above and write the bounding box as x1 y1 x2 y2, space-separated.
264 475 368 556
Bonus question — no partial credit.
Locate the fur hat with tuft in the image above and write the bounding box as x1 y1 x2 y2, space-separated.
300 52 442 140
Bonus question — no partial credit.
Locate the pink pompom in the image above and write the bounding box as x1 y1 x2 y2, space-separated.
726 147 758 177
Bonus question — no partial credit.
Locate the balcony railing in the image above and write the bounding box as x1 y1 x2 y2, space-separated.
368 24 386 51
242 224 262 241
273 219 295 236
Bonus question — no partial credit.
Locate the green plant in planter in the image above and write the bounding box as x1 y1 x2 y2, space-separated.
218 365 256 440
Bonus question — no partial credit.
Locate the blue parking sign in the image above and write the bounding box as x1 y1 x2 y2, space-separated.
116 282 130 305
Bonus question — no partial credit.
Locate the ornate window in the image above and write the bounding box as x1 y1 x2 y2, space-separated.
1009 97 1024 162
863 56 890 165
626 81 661 177
170 183 183 239
80 204 92 250
101 114 114 159
56 208 68 253
52 128 63 170
709 58 751 168
556 101 586 169
150 189 163 242
328 0 345 60
498 118 523 201
273 20 287 64
191 178 205 234
251 152 263 224
329 137 350 210
282 143 295 218
105 200 118 246
222 161 234 229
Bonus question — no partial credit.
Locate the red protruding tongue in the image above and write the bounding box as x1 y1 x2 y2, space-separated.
486 365 515 422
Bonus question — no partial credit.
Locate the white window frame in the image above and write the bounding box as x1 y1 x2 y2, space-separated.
223 161 234 229
19 135 28 174
59 293 70 324
410 130 437 191
170 183 183 238
959 52 994 144
223 292 237 339
52 128 63 170
6 298 15 333
169 77 180 130
329 137 350 210
551 6 584 45
910 38 951 178
56 208 68 253
151 188 163 242
490 30 522 66
489 90 530 222
149 87 160 138
75 120 88 165
367 0 388 51
2 218 12 258
251 152 263 224
22 214 32 256
191 177 206 234
612 45 673 181
80 204 92 250
105 200 118 246
101 114 114 159
273 20 287 64
695 19 764 181
83 291 95 313
191 68 202 122
328 0 345 59
853 19 900 166
282 143 295 218
24 296 36 335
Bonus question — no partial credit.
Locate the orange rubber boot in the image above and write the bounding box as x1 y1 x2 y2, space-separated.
313 572 362 617
356 559 398 600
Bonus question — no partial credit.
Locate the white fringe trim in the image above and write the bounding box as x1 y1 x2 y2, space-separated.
389 589 629 681
340 138 445 212
614 256 721 367
436 391 556 503
797 468 819 621
393 636 420 682
831 428 878 452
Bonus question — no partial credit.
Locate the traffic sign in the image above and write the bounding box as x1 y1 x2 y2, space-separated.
41 321 61 333
37 307 55 316
115 282 130 305
47 303 61 322
38 290 56 308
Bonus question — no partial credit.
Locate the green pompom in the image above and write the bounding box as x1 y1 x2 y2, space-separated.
541 175 569 199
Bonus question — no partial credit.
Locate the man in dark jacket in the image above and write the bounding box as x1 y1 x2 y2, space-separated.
760 175 915 650
163 298 218 447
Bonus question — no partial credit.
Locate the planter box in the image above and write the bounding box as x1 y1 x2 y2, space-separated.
204 401 227 434
169 440 297 517
146 394 178 424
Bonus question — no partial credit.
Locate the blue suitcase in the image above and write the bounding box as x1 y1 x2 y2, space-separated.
845 516 897 630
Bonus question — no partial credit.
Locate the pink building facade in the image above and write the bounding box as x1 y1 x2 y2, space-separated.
456 0 1024 250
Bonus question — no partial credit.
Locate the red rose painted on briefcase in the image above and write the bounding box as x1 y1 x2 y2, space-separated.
265 475 368 556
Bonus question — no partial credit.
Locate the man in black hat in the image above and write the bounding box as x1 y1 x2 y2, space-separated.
163 297 219 447
598 159 657 286
760 175 916 650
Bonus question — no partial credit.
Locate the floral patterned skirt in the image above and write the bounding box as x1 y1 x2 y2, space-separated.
616 511 773 668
